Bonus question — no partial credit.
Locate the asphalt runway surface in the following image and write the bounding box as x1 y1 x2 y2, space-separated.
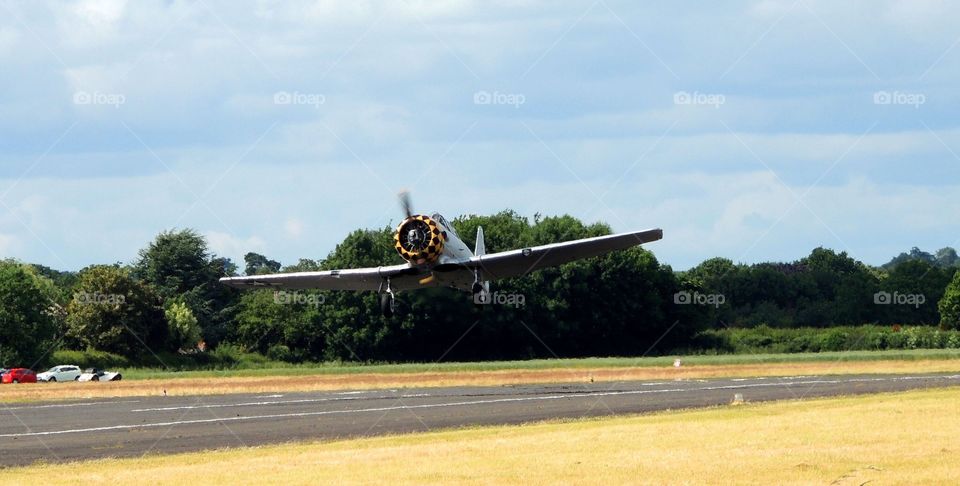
2 372 959 467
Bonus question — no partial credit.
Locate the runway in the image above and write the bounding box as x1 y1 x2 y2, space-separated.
2 372 959 467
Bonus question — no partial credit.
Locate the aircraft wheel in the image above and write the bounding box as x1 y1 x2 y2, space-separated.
380 293 395 318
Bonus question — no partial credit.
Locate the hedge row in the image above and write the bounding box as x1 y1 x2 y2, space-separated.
693 325 960 354
49 349 130 369
47 345 291 371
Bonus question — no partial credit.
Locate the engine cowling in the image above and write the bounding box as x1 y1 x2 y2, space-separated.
394 215 446 265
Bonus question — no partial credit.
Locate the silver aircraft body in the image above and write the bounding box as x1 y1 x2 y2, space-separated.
220 193 662 316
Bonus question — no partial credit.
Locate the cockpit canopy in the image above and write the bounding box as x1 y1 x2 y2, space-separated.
430 213 459 238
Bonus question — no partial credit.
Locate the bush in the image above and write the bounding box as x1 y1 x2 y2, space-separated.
690 325 960 354
49 349 129 369
267 344 292 362
948 333 960 349
817 329 848 351
208 343 244 366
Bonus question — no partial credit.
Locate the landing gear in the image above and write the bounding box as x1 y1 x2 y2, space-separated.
380 292 395 318
472 269 489 306
379 277 396 318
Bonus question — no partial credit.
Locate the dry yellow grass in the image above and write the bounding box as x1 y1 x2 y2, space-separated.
2 359 960 403
4 386 959 485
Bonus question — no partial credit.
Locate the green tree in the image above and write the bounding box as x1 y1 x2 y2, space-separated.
313 227 404 361
880 260 951 324
0 261 62 367
935 247 959 268
282 259 321 273
939 271 960 329
165 301 201 350
680 258 739 327
27 264 79 300
233 289 325 361
883 247 936 270
244 252 281 276
134 229 238 344
65 265 165 358
453 210 534 253
135 229 217 294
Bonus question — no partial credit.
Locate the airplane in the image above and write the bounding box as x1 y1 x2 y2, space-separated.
220 192 663 317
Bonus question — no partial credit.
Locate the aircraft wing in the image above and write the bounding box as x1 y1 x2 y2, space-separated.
219 263 427 291
465 228 663 280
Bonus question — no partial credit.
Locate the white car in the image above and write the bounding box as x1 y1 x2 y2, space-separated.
37 365 82 382
77 368 122 382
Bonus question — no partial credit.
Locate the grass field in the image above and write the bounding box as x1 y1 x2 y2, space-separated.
4 386 959 485
2 349 960 403
117 348 960 380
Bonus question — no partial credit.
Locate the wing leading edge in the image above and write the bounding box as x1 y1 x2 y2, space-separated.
219 263 425 291
464 228 663 279
219 228 662 291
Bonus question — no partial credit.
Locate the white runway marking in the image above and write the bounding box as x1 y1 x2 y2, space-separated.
4 374 958 438
2 400 141 411
131 393 435 412
131 396 367 412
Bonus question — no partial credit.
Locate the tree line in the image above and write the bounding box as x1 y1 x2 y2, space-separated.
2 210 959 367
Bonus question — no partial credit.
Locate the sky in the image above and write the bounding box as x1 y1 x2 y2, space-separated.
1 0 958 272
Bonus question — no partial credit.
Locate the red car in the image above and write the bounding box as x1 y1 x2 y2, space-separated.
1 368 37 384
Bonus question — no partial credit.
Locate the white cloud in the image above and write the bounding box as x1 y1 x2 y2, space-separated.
284 218 305 239
0 233 16 255
57 0 128 47
0 27 18 55
204 231 266 266
0 0 958 272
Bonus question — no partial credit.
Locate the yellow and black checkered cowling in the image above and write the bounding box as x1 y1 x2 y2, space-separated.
394 215 446 265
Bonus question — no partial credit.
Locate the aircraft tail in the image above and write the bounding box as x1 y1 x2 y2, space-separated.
475 226 486 256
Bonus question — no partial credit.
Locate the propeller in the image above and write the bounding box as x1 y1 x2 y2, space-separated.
398 190 414 218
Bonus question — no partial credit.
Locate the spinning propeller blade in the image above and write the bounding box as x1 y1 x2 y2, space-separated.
398 190 414 218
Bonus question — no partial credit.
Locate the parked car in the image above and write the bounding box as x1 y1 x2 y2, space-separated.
1 368 37 384
37 365 82 382
78 368 122 382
